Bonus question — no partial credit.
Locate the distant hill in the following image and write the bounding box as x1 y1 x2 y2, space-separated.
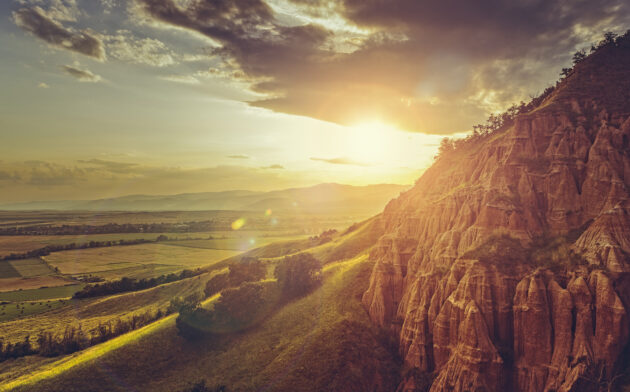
0 183 408 215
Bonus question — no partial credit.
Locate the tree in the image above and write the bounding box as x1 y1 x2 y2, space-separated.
169 293 202 315
227 258 265 286
603 31 618 45
435 137 455 159
212 283 266 326
560 67 572 78
274 253 322 300
572 49 586 64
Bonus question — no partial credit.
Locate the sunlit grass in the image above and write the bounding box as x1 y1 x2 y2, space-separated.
0 293 221 392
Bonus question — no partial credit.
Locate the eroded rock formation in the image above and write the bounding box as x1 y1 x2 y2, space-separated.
363 38 630 391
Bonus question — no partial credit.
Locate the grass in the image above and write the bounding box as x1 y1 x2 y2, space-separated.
165 235 305 252
4 254 400 392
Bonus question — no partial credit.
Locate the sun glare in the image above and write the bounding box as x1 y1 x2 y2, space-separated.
346 121 398 164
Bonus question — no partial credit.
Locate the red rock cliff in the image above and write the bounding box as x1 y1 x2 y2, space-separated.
364 36 630 391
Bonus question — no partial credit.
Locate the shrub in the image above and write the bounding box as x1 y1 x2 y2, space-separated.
204 258 266 298
177 282 279 340
274 253 322 300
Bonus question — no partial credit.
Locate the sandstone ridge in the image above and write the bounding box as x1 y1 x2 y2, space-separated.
363 34 630 391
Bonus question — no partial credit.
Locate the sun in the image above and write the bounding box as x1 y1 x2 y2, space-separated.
346 121 398 164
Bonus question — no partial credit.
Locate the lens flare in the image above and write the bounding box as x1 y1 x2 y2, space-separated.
265 209 272 216
231 218 246 230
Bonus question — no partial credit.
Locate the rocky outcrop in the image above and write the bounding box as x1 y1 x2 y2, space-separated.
362 39 630 391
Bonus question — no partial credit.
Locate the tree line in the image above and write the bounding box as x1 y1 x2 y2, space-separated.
434 30 630 161
2 238 156 261
73 269 203 299
0 307 167 362
0 221 232 236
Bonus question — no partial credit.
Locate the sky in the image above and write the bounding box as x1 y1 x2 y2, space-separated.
1 0 629 202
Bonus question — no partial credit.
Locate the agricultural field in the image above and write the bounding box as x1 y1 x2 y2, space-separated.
0 258 72 292
0 273 211 345
8 258 55 277
43 243 242 278
0 299 69 322
0 277 77 293
0 285 84 302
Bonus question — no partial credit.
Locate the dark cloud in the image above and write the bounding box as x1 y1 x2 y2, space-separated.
13 7 106 60
262 164 284 169
227 154 250 159
132 0 630 134
62 65 102 82
310 157 368 166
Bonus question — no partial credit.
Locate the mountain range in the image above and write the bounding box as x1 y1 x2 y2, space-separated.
0 183 407 215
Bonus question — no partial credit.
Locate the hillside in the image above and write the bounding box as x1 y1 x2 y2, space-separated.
5 255 400 392
0 183 407 215
362 32 630 391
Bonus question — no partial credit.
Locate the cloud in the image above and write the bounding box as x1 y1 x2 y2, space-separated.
37 82 50 88
131 0 630 134
159 74 200 84
77 159 138 172
104 31 176 67
227 154 250 159
12 6 106 60
0 160 320 202
62 65 102 82
310 157 368 166
262 164 284 169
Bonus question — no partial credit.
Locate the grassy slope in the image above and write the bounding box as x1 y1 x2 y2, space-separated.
7 255 399 392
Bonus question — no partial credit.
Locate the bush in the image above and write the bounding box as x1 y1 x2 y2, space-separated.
274 253 322 300
177 282 279 340
212 283 267 327
204 258 266 298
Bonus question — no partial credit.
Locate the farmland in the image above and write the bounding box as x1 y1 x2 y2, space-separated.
43 243 239 277
0 209 384 392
